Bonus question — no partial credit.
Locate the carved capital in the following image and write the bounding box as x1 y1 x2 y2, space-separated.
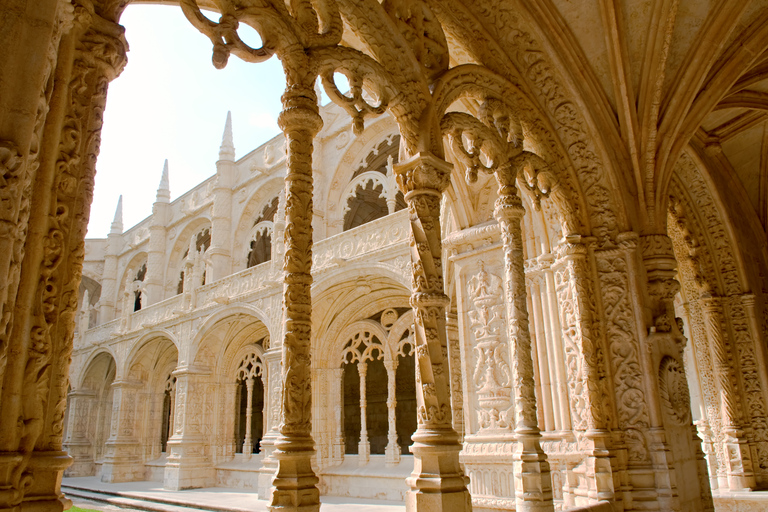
394 152 452 195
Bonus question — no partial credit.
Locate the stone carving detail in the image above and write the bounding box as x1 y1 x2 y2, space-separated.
466 265 512 429
658 356 691 426
595 248 649 462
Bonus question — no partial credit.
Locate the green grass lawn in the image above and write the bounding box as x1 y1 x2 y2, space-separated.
69 506 102 512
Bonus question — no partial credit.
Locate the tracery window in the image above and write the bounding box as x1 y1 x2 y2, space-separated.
342 135 406 231
177 227 211 294
234 351 264 454
247 197 278 268
339 309 416 465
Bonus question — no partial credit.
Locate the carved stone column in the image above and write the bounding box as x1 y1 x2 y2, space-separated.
258 347 282 500
384 360 401 466
553 239 616 503
63 389 96 477
101 380 142 483
0 5 126 510
445 312 464 440
358 362 370 465
164 366 214 490
638 234 714 509
393 152 470 512
494 169 554 512
243 377 255 456
700 296 755 490
268 82 323 512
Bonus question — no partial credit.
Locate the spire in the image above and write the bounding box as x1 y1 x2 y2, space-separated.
219 111 235 161
110 195 123 234
156 159 170 203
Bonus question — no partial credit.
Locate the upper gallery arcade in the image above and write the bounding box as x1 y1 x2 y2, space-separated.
3 1 768 512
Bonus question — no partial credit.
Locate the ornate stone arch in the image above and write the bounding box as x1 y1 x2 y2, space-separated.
164 217 212 297
122 331 179 383
231 175 284 273
188 304 272 370
75 348 118 390
325 116 400 234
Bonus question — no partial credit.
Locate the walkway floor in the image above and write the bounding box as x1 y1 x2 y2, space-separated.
63 477 406 512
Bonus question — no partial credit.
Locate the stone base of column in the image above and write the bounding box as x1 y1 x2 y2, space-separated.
460 433 516 510
406 428 470 512
514 428 554 512
724 429 756 491
163 437 214 490
18 451 73 512
268 434 320 512
101 440 143 483
257 432 279 501
385 438 401 467
63 441 94 477
577 430 617 506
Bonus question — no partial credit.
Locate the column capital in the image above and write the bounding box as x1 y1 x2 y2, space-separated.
394 152 452 195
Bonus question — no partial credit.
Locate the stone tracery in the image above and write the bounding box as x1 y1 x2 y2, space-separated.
5 1 768 512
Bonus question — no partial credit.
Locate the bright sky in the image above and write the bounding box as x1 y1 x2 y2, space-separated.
89 4 287 237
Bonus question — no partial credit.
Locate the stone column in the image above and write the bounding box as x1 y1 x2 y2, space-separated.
358 362 370 465
384 360 401 466
529 277 555 432
542 263 570 432
268 80 323 512
700 296 755 490
63 390 96 477
638 234 713 509
209 112 235 282
258 347 282 500
164 366 214 490
243 377 255 456
494 167 554 512
553 239 616 503
393 152 471 512
445 312 464 440
0 5 126 510
101 380 143 483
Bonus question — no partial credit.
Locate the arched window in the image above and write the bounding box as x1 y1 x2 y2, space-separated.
177 227 211 294
395 328 417 455
342 135 406 231
247 197 278 268
338 308 417 465
133 263 147 311
341 330 384 458
161 373 176 452
234 351 264 454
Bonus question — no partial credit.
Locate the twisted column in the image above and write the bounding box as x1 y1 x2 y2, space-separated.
384 360 400 466
700 296 755 490
494 167 554 512
394 152 470 512
269 82 323 512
